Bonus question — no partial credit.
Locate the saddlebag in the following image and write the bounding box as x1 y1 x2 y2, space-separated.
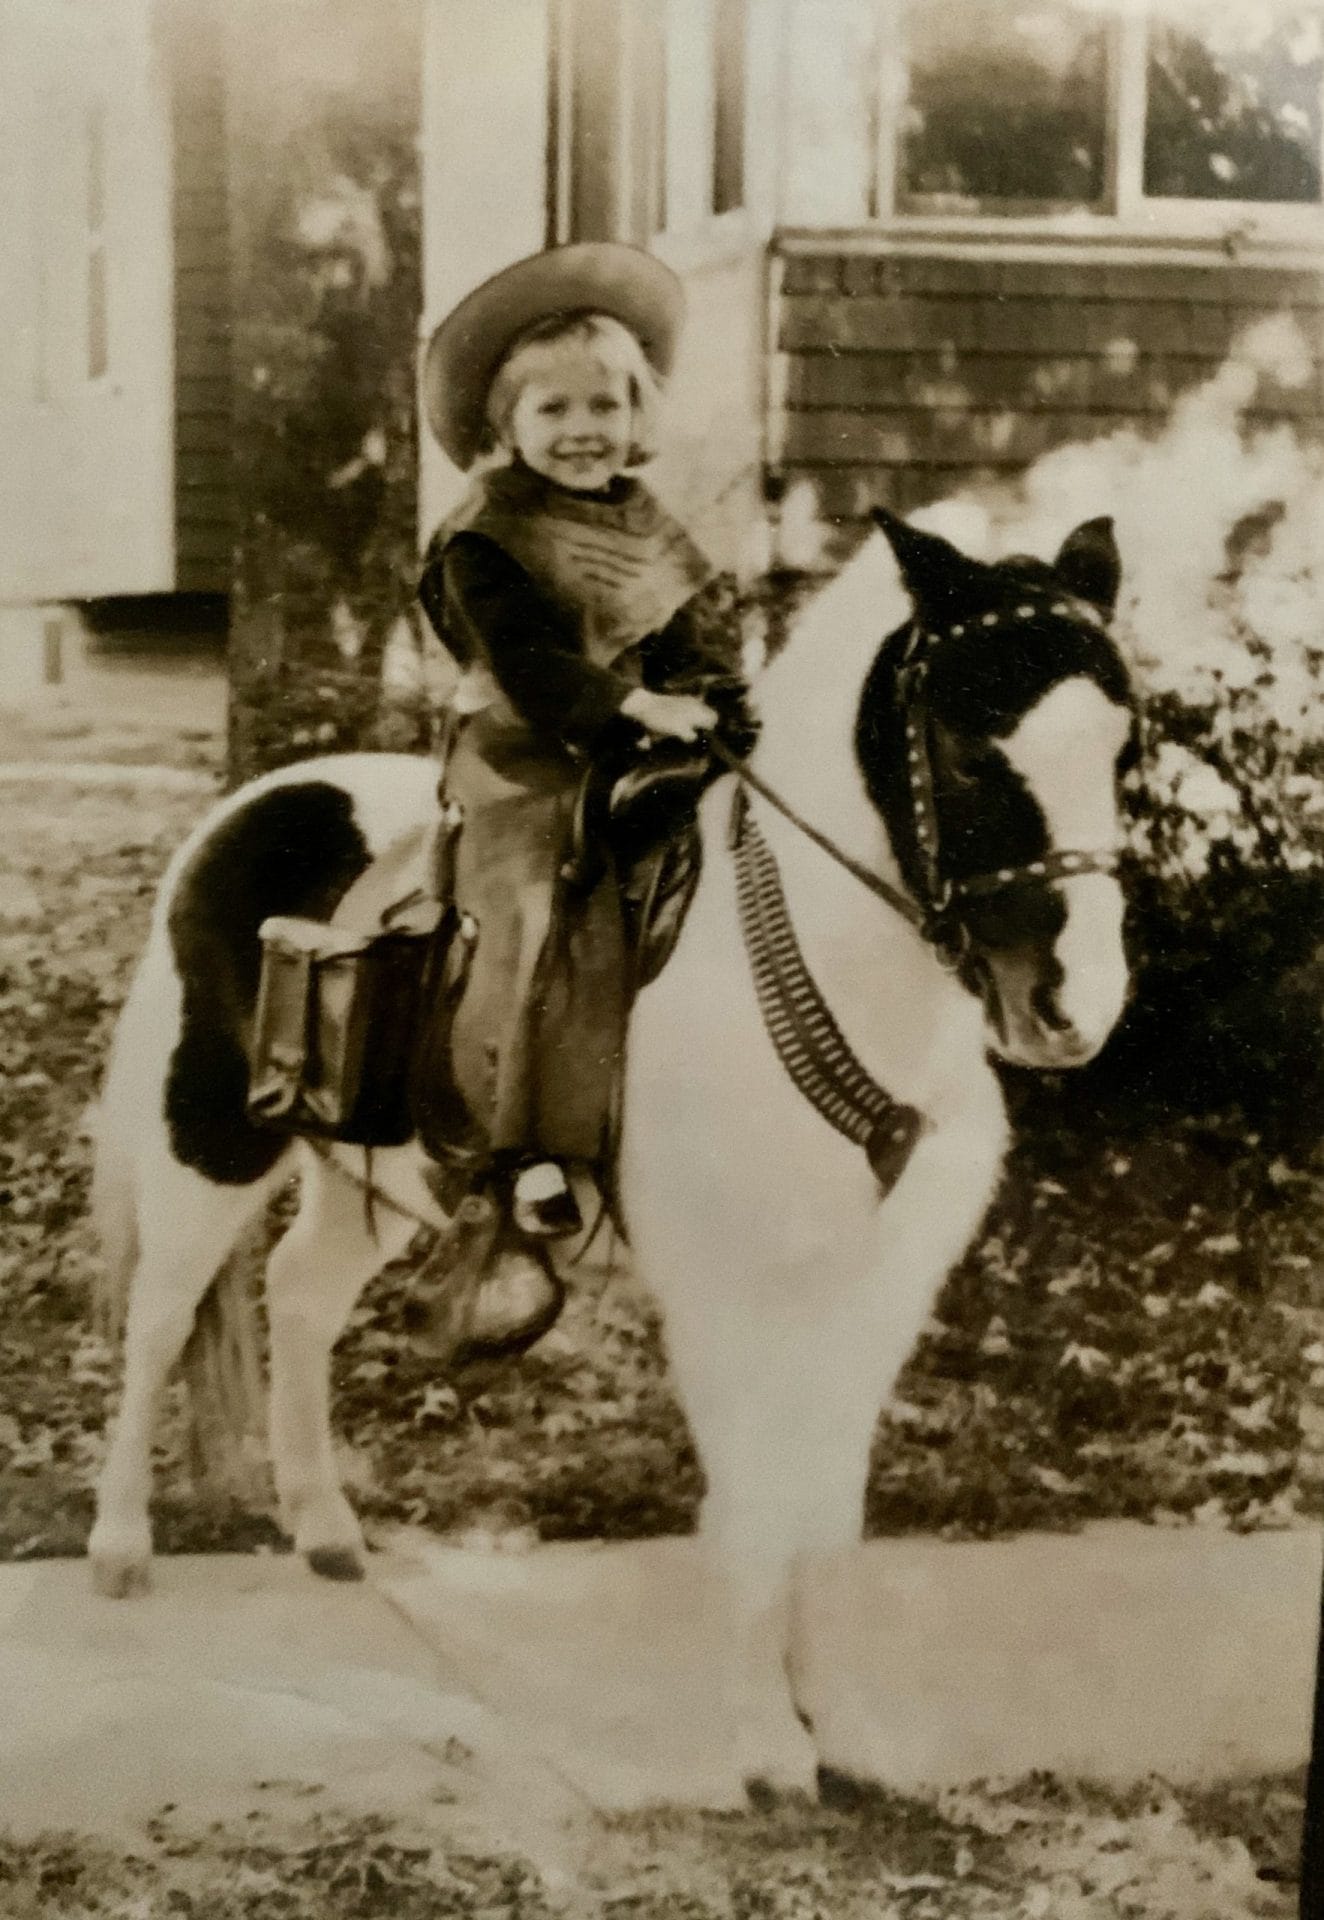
248 900 449 1146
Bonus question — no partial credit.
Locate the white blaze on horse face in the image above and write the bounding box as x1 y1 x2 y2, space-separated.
998 675 1131 1058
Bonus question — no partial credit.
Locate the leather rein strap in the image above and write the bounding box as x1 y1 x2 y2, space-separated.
709 737 926 932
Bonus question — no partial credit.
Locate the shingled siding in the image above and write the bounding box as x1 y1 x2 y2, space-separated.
773 247 1324 553
168 2 232 595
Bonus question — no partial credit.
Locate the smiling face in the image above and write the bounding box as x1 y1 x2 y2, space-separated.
501 342 635 493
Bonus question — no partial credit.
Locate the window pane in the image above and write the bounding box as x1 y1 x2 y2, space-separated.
1144 4 1322 203
899 0 1109 211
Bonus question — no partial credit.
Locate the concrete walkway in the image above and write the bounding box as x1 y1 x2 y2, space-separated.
1 1524 1319 1840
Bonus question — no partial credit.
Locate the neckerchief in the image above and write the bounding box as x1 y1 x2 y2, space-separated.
427 462 713 669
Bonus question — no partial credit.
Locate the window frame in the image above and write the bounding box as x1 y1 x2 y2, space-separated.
548 0 754 254
856 0 1324 248
84 93 111 383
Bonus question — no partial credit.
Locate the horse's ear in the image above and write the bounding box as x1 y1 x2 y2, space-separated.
1053 517 1120 617
872 507 982 609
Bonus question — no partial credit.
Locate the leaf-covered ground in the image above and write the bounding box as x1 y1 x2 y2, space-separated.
3 719 1324 1558
0 1771 1303 1918
0 699 1314 1910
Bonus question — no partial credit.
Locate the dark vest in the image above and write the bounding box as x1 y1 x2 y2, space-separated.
426 462 713 671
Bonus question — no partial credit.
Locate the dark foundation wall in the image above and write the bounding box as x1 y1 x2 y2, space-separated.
223 0 423 784
773 244 1324 557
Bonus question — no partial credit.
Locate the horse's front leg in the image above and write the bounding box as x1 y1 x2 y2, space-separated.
662 1304 827 1803
787 1110 1011 1785
700 1460 823 1804
265 1148 415 1579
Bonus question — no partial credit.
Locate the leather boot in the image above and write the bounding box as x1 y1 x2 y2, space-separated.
405 1189 565 1370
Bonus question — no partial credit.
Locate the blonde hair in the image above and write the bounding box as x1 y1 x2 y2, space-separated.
483 311 663 467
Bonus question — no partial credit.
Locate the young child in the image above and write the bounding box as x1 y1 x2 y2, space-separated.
416 244 752 1327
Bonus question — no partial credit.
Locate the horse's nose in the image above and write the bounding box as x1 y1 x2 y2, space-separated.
1028 983 1100 1065
1030 981 1074 1036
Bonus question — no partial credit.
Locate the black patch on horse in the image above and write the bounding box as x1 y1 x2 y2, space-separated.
165 783 373 1184
855 514 1132 942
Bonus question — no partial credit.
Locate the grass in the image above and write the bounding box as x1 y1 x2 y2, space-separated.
0 1770 1302 1918
2 758 1324 1558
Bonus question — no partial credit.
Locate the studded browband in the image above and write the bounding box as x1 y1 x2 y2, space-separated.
896 593 1120 951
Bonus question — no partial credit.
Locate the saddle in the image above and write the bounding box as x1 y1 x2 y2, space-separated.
247 749 708 1165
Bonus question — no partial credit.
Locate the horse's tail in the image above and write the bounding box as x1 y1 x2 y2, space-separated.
180 1258 270 1499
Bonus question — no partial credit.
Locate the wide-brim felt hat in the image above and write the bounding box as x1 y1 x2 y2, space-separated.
422 242 685 470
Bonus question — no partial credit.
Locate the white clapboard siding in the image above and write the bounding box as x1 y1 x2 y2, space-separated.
0 0 174 601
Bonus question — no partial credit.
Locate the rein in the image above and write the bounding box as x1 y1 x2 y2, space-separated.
707 737 926 933
709 608 1121 953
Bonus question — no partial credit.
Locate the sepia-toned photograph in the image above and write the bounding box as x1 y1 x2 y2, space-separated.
2 0 1324 1912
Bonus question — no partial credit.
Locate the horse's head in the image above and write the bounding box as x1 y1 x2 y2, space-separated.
857 509 1136 1071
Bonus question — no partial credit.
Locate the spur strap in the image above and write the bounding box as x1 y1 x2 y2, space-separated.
730 786 925 1198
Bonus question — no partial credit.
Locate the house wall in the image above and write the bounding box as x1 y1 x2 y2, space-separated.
0 0 174 604
771 241 1324 556
418 0 552 538
646 0 782 573
419 0 780 578
651 242 770 572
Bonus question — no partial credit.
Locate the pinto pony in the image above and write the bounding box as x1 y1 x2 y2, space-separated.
89 509 1135 1800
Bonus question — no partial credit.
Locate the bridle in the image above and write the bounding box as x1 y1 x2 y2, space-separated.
707 593 1126 1192
715 592 1124 967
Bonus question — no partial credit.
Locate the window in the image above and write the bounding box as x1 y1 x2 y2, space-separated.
712 0 748 215
784 0 1324 237
548 0 747 244
30 83 113 396
1143 5 1322 204
547 0 667 243
897 1 1109 214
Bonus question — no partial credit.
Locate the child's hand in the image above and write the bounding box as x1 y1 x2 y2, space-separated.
621 689 718 742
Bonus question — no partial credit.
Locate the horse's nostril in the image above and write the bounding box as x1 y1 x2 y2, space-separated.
1030 982 1073 1034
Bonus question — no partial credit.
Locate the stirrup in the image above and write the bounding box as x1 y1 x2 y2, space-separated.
510 1162 583 1241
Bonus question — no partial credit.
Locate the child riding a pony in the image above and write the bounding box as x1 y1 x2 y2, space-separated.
415 243 755 1353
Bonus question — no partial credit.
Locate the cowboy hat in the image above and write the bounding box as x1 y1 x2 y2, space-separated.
422 243 685 470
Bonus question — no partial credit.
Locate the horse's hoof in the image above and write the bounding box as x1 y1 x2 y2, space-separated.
89 1550 152 1599
744 1771 817 1813
815 1765 885 1812
738 1714 820 1808
306 1545 366 1582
